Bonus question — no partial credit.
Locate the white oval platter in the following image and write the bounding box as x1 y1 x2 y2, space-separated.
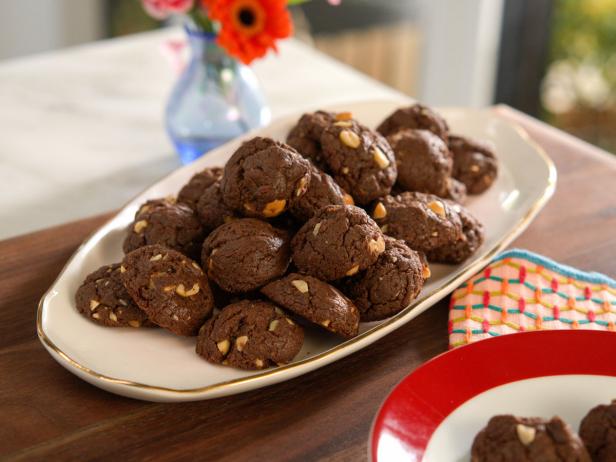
38 99 556 402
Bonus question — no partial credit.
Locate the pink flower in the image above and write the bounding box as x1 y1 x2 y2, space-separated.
142 0 194 19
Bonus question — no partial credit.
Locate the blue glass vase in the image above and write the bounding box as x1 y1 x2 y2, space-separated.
166 27 271 164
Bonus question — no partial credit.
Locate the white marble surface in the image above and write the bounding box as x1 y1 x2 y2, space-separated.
0 28 400 240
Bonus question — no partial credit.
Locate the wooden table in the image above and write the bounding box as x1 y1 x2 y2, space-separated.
1 107 615 461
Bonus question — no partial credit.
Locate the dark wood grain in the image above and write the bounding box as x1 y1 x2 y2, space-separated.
1 107 615 462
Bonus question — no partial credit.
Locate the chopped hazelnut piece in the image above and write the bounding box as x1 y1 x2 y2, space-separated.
235 335 248 352
133 220 148 234
427 200 446 217
516 424 536 446
262 199 286 218
291 280 309 293
339 130 361 148
373 202 387 219
217 339 230 355
372 146 390 169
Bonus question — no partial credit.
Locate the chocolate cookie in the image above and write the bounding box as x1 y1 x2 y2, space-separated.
426 203 484 263
387 129 453 197
123 197 203 259
342 237 426 321
261 273 360 338
444 177 468 203
579 400 616 461
121 244 214 336
320 120 397 205
75 263 151 328
371 192 463 256
196 300 304 370
291 205 385 281
471 415 590 462
449 134 498 194
196 181 235 233
290 165 354 222
201 218 291 293
220 137 312 219
177 166 223 209
377 104 449 141
286 110 336 169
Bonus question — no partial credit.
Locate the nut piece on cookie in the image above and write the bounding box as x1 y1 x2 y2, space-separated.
387 129 453 197
290 165 353 222
75 263 152 328
121 244 214 336
372 192 463 258
377 103 449 142
196 181 236 234
471 415 590 462
449 134 498 194
320 120 397 205
579 400 616 461
201 218 291 293
123 197 204 259
286 110 336 170
196 300 304 370
261 273 360 338
220 137 312 219
341 237 425 321
291 205 385 281
177 166 223 210
426 202 484 263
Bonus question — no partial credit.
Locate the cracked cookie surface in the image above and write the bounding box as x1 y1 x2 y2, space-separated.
75 263 151 328
220 137 312 219
472 415 590 462
580 400 616 461
201 218 291 293
320 120 397 205
123 197 203 259
341 237 425 321
372 192 463 257
196 299 304 370
377 103 449 141
261 273 360 338
426 202 484 263
177 166 223 209
121 244 214 336
196 181 236 234
286 110 336 170
388 128 453 197
449 134 498 194
290 165 353 222
291 205 385 281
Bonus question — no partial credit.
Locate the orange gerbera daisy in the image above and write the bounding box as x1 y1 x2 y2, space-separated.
203 0 293 64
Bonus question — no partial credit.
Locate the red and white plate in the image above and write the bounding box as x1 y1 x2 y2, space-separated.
371 330 616 461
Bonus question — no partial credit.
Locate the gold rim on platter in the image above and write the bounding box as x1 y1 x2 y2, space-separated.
36 118 557 397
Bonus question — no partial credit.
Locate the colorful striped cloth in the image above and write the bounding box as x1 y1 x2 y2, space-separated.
449 249 616 349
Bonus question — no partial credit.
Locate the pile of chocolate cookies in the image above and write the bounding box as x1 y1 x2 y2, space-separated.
75 103 498 370
472 400 616 461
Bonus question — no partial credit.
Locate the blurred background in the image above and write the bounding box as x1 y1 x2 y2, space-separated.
1 0 614 153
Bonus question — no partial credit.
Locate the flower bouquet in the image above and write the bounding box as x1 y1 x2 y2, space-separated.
141 0 334 163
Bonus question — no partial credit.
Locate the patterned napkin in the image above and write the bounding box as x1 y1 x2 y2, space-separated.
449 249 616 348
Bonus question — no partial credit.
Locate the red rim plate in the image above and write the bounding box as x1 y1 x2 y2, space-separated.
370 330 616 461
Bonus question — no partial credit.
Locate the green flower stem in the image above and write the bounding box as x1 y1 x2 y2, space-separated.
188 7 217 34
